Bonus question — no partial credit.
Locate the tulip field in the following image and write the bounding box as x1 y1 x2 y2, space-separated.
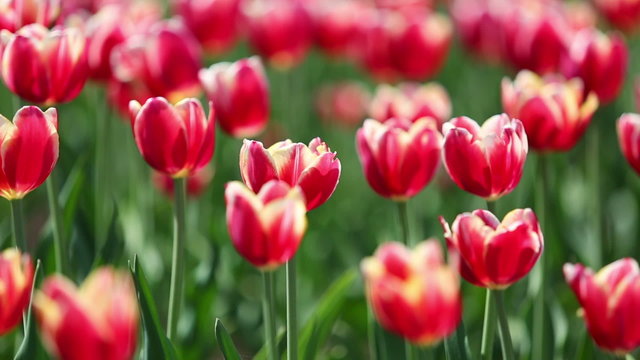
2 0 640 359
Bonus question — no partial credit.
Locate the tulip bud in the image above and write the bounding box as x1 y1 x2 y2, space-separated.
441 208 543 289
35 267 138 360
564 258 640 354
356 118 441 201
225 180 307 270
152 166 213 198
593 0 640 32
617 113 640 176
0 248 33 335
561 29 628 104
0 24 88 105
0 106 58 200
315 81 371 129
129 97 215 178
361 239 461 345
441 114 528 200
199 57 270 137
240 137 341 210
369 82 451 128
502 70 598 152
175 0 241 55
0 0 60 32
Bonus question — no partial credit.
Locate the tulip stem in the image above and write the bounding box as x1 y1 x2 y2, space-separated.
405 341 416 360
625 354 636 360
262 271 278 360
286 257 298 360
493 290 514 360
486 200 496 214
167 177 187 340
480 289 497 360
532 154 548 360
10 199 26 252
397 201 410 245
94 88 111 256
367 304 379 360
46 177 67 275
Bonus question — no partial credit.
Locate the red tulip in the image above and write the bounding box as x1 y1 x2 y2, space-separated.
441 114 528 200
356 118 441 200
0 0 60 32
502 70 599 152
152 166 213 198
0 24 88 105
0 106 58 200
361 239 461 345
107 79 152 118
0 248 33 335
369 82 451 128
593 0 640 32
315 81 371 128
561 29 628 104
564 258 640 354
174 0 241 55
310 0 365 58
243 0 312 70
357 11 397 82
129 97 215 178
225 180 307 270
636 78 640 113
239 138 341 210
451 0 509 63
34 267 138 360
617 113 640 175
199 57 270 137
441 208 543 289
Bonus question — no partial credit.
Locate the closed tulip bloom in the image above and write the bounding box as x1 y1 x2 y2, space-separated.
240 138 341 210
594 0 640 32
356 118 441 200
225 180 307 270
564 258 640 354
0 24 88 105
0 106 58 200
152 166 213 198
369 82 451 128
561 29 628 104
442 114 528 200
361 239 461 345
0 0 60 32
441 208 543 289
310 0 364 58
199 57 269 137
175 0 241 55
0 248 33 335
129 97 215 178
502 70 598 151
617 113 640 175
34 267 138 360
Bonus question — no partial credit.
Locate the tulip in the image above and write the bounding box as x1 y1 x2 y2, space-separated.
310 0 364 58
441 208 543 289
356 118 441 200
369 82 451 128
34 267 138 360
239 137 341 210
0 106 58 200
174 0 241 55
0 248 33 335
0 0 60 32
617 113 640 176
315 81 371 129
225 180 307 270
129 97 215 178
593 0 640 32
152 166 213 198
441 114 528 200
450 0 509 63
357 11 397 82
107 79 153 117
199 57 270 137
564 258 640 354
502 70 599 152
0 24 88 105
243 0 312 70
561 29 628 104
361 239 461 345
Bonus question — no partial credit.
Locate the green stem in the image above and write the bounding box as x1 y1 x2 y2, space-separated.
494 290 514 360
166 177 187 340
480 289 497 360
486 200 496 214
587 126 602 268
10 199 25 252
625 354 636 360
405 341 416 360
94 89 111 254
286 257 298 360
367 304 378 360
46 177 67 275
396 201 410 245
262 271 278 360
532 154 548 360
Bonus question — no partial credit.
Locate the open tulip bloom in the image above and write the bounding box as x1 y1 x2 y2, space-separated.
617 113 640 176
0 248 33 336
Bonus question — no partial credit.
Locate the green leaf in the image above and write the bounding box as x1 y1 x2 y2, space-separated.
14 260 46 360
129 255 179 360
444 321 471 360
252 327 286 360
214 318 242 360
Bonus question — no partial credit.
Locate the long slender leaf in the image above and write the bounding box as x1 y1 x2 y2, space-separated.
444 321 471 360
14 260 45 360
215 318 242 360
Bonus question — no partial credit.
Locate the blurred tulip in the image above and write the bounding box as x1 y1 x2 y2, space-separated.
315 81 371 128
0 24 88 104
199 57 270 137
369 82 451 128
374 0 433 14
0 248 33 335
225 180 307 270
129 97 215 178
174 0 241 55
617 113 640 175
561 29 628 104
564 258 640 354
451 0 509 63
361 239 461 345
240 138 341 210
0 106 58 200
0 0 60 32
502 70 598 151
152 166 213 198
356 118 441 200
594 0 640 33
107 79 152 117
441 114 528 200
35 267 138 360
441 208 543 289
357 11 396 81
243 0 312 70
310 0 364 58
636 78 640 112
